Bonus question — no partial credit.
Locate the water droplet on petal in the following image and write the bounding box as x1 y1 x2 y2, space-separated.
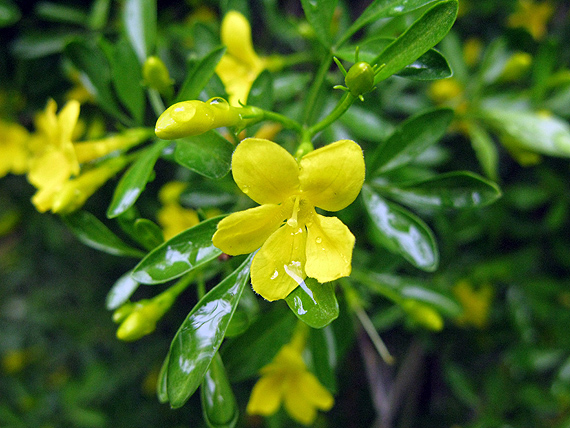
271 270 279 280
287 218 298 228
241 185 249 194
207 97 230 110
315 236 322 244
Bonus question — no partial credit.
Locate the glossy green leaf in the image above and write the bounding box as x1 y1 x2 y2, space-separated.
223 304 297 382
247 70 273 110
340 103 394 143
273 72 312 102
157 352 169 403
336 39 452 81
374 171 502 210
105 270 140 310
369 108 453 175
116 208 163 251
166 254 253 408
176 46 226 102
122 0 156 63
478 38 509 85
225 287 259 338
300 0 338 48
465 121 499 180
479 108 570 158
0 0 21 27
285 278 339 329
62 211 145 258
174 131 234 179
362 185 439 271
201 353 238 428
107 139 169 218
65 38 128 122
131 216 223 284
104 37 145 124
337 0 441 46
372 1 458 83
308 326 338 393
35 2 88 25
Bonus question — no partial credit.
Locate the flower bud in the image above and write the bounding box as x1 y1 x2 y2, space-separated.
143 56 174 96
155 97 242 140
499 52 532 82
402 300 444 331
345 62 375 97
116 304 160 341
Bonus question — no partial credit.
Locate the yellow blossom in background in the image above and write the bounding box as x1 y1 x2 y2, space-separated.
507 0 554 40
463 37 483 68
157 181 200 240
215 11 282 106
65 70 95 104
247 324 334 425
452 280 493 329
213 138 365 301
0 120 30 178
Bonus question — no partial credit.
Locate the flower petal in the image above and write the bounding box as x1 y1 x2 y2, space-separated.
246 373 284 416
232 138 300 205
251 224 306 301
305 214 355 283
283 375 318 425
299 140 365 211
221 11 260 67
298 371 334 410
213 204 286 255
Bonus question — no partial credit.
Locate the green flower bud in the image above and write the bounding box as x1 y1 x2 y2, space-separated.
402 300 444 331
155 97 242 140
345 62 375 97
116 304 160 341
143 56 174 96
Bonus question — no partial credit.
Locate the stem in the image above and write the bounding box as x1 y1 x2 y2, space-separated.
307 91 356 137
355 306 395 365
302 52 333 125
256 109 304 134
148 88 166 118
167 272 195 299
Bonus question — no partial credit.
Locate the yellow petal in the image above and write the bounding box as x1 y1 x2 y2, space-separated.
299 140 365 211
220 11 259 67
213 204 286 255
305 214 354 283
283 375 318 425
57 100 80 148
298 371 334 411
250 224 306 301
246 373 284 416
232 138 300 205
27 150 74 190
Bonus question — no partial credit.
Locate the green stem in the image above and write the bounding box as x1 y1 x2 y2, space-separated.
354 305 395 365
307 91 356 137
148 88 166 118
303 52 333 125
244 107 304 134
166 272 195 299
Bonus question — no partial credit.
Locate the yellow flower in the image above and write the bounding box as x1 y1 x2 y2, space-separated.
212 138 365 301
246 326 334 425
215 11 281 106
157 181 200 240
463 37 483 68
452 280 493 329
507 0 554 40
0 120 30 177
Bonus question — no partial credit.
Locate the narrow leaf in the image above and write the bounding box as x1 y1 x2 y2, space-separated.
285 278 339 329
166 254 254 408
0 0 21 27
176 46 226 102
466 121 499 180
308 326 338 393
63 211 145 258
107 139 170 218
131 216 223 284
370 108 454 175
174 131 234 179
105 270 140 310
247 70 273 110
373 1 459 83
362 186 439 271
201 353 239 428
300 0 338 48
122 0 156 63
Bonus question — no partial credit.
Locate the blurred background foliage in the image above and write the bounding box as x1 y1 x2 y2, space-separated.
2 0 570 427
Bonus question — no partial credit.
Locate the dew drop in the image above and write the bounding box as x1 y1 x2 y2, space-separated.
208 97 230 110
241 185 249 194
315 236 322 244
287 218 298 228
271 270 279 280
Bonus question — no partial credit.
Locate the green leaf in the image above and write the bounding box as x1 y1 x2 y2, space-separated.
362 186 439 271
157 353 169 403
107 139 169 218
116 208 163 250
201 353 238 428
374 171 502 210
369 108 453 175
336 39 452 81
35 2 88 25
62 211 145 258
478 37 509 85
308 326 338 393
465 121 499 180
122 0 156 63
0 0 21 27
11 31 74 59
373 1 459 83
65 38 129 122
285 278 339 329
273 72 312 102
223 305 297 382
88 0 111 31
337 0 441 46
247 70 273 110
103 37 145 124
479 108 570 158
340 104 395 143
300 0 338 48
174 131 234 179
131 216 223 284
176 46 226 103
166 254 253 408
105 270 140 310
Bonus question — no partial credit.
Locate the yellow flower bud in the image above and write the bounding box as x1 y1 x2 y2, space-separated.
116 293 175 341
155 97 242 140
499 52 532 82
143 56 174 96
402 300 444 331
74 128 153 163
